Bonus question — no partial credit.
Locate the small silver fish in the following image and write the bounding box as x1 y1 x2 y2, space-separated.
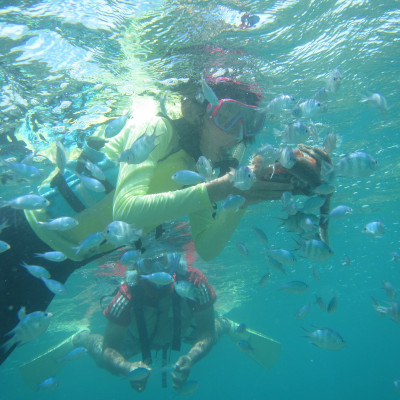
140 272 174 286
264 94 296 114
281 191 298 215
297 99 326 118
315 294 326 312
312 267 320 282
266 249 297 266
279 281 309 294
77 173 105 193
1 194 49 210
327 68 342 93
313 87 329 102
362 221 385 237
38 376 59 390
313 183 336 195
323 205 353 221
279 146 297 169
274 121 310 145
41 277 68 296
200 75 219 106
0 240 10 253
258 272 271 287
74 232 105 255
336 151 378 178
266 255 287 275
382 281 396 300
229 166 256 191
360 93 388 113
21 262 51 279
1 307 53 352
127 366 151 382
254 143 280 164
222 194 245 212
301 196 326 213
105 114 129 138
252 226 269 247
327 296 338 313
103 221 142 247
59 347 87 363
120 250 141 266
374 301 400 323
236 242 249 256
172 170 207 185
174 281 198 301
300 239 333 262
37 217 79 231
196 156 213 180
35 251 67 262
303 327 346 350
2 160 42 180
119 125 158 164
323 132 337 153
236 339 254 352
83 160 105 181
296 304 311 319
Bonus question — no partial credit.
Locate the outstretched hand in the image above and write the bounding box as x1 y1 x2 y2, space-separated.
172 355 192 389
206 170 292 206
127 361 151 392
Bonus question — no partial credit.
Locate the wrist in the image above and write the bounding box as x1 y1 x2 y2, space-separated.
205 174 234 203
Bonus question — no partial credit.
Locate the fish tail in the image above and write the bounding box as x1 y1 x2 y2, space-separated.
1 335 17 354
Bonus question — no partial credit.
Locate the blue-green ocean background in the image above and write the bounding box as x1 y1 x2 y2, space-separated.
0 1 399 399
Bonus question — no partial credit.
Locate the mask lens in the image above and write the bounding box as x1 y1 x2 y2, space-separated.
138 255 169 274
213 100 265 137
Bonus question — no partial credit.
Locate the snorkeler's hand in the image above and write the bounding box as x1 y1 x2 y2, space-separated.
127 361 151 392
172 355 192 389
241 179 293 206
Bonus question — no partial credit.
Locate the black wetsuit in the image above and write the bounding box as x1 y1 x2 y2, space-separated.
0 209 85 365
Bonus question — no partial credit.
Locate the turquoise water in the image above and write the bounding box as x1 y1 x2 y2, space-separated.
1 1 400 399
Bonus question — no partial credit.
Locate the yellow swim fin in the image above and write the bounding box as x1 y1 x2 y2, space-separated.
226 319 281 370
19 329 89 390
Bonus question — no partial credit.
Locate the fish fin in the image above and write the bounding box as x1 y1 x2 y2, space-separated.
226 318 280 370
1 335 18 354
18 329 89 390
18 307 26 320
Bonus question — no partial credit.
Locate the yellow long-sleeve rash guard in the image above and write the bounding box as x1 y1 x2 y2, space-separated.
26 114 244 262
104 115 245 261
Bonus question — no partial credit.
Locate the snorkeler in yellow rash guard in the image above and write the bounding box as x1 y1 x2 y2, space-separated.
0 74 323 365
24 75 292 262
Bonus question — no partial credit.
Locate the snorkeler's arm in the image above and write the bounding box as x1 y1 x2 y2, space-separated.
108 117 216 228
186 306 216 363
100 321 133 376
172 306 216 388
191 174 292 260
100 321 150 391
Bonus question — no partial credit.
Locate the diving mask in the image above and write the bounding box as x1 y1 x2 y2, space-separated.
207 99 266 140
136 252 187 276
